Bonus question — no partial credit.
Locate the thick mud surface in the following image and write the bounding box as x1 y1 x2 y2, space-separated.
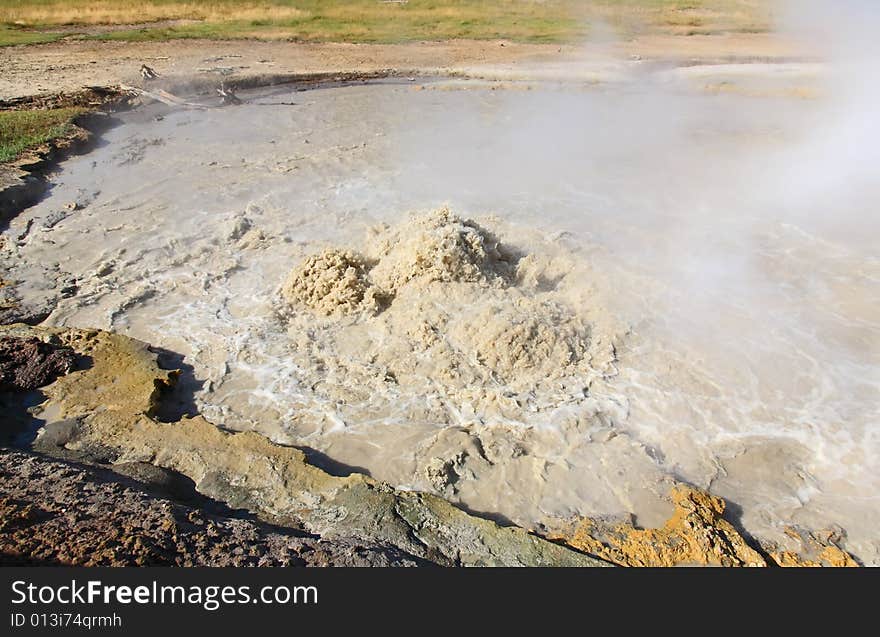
2 75 877 562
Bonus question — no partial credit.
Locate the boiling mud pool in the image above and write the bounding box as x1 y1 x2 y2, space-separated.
7 75 878 560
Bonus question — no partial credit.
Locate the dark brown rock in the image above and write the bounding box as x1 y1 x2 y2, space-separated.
0 450 427 567
0 336 76 391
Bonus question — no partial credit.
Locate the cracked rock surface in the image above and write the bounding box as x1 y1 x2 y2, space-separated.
0 324 608 567
0 449 425 566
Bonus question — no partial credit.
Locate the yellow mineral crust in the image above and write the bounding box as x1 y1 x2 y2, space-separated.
769 527 858 567
552 484 767 567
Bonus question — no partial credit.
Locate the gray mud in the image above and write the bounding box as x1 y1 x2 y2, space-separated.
2 73 877 562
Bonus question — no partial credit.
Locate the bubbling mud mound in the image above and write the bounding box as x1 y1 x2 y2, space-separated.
278 208 615 427
465 300 590 383
281 208 515 317
281 249 380 317
366 207 515 293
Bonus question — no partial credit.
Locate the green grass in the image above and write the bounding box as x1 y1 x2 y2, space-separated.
0 108 85 163
0 1 773 47
0 23 62 45
89 13 583 45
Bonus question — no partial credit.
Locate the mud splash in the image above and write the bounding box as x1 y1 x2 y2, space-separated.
365 207 514 293
271 209 632 517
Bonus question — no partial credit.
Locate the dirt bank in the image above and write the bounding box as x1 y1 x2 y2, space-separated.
0 34 807 102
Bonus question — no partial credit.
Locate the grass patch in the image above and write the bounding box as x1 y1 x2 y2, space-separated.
0 1 774 47
0 107 85 163
0 23 63 45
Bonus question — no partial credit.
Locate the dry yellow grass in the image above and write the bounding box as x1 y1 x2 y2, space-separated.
1 2 307 26
0 1 773 46
586 0 771 34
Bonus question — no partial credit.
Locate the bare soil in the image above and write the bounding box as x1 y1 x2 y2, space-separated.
0 34 805 101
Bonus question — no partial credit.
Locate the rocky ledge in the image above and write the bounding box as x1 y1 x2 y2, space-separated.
0 325 858 567
0 449 425 566
0 325 607 567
